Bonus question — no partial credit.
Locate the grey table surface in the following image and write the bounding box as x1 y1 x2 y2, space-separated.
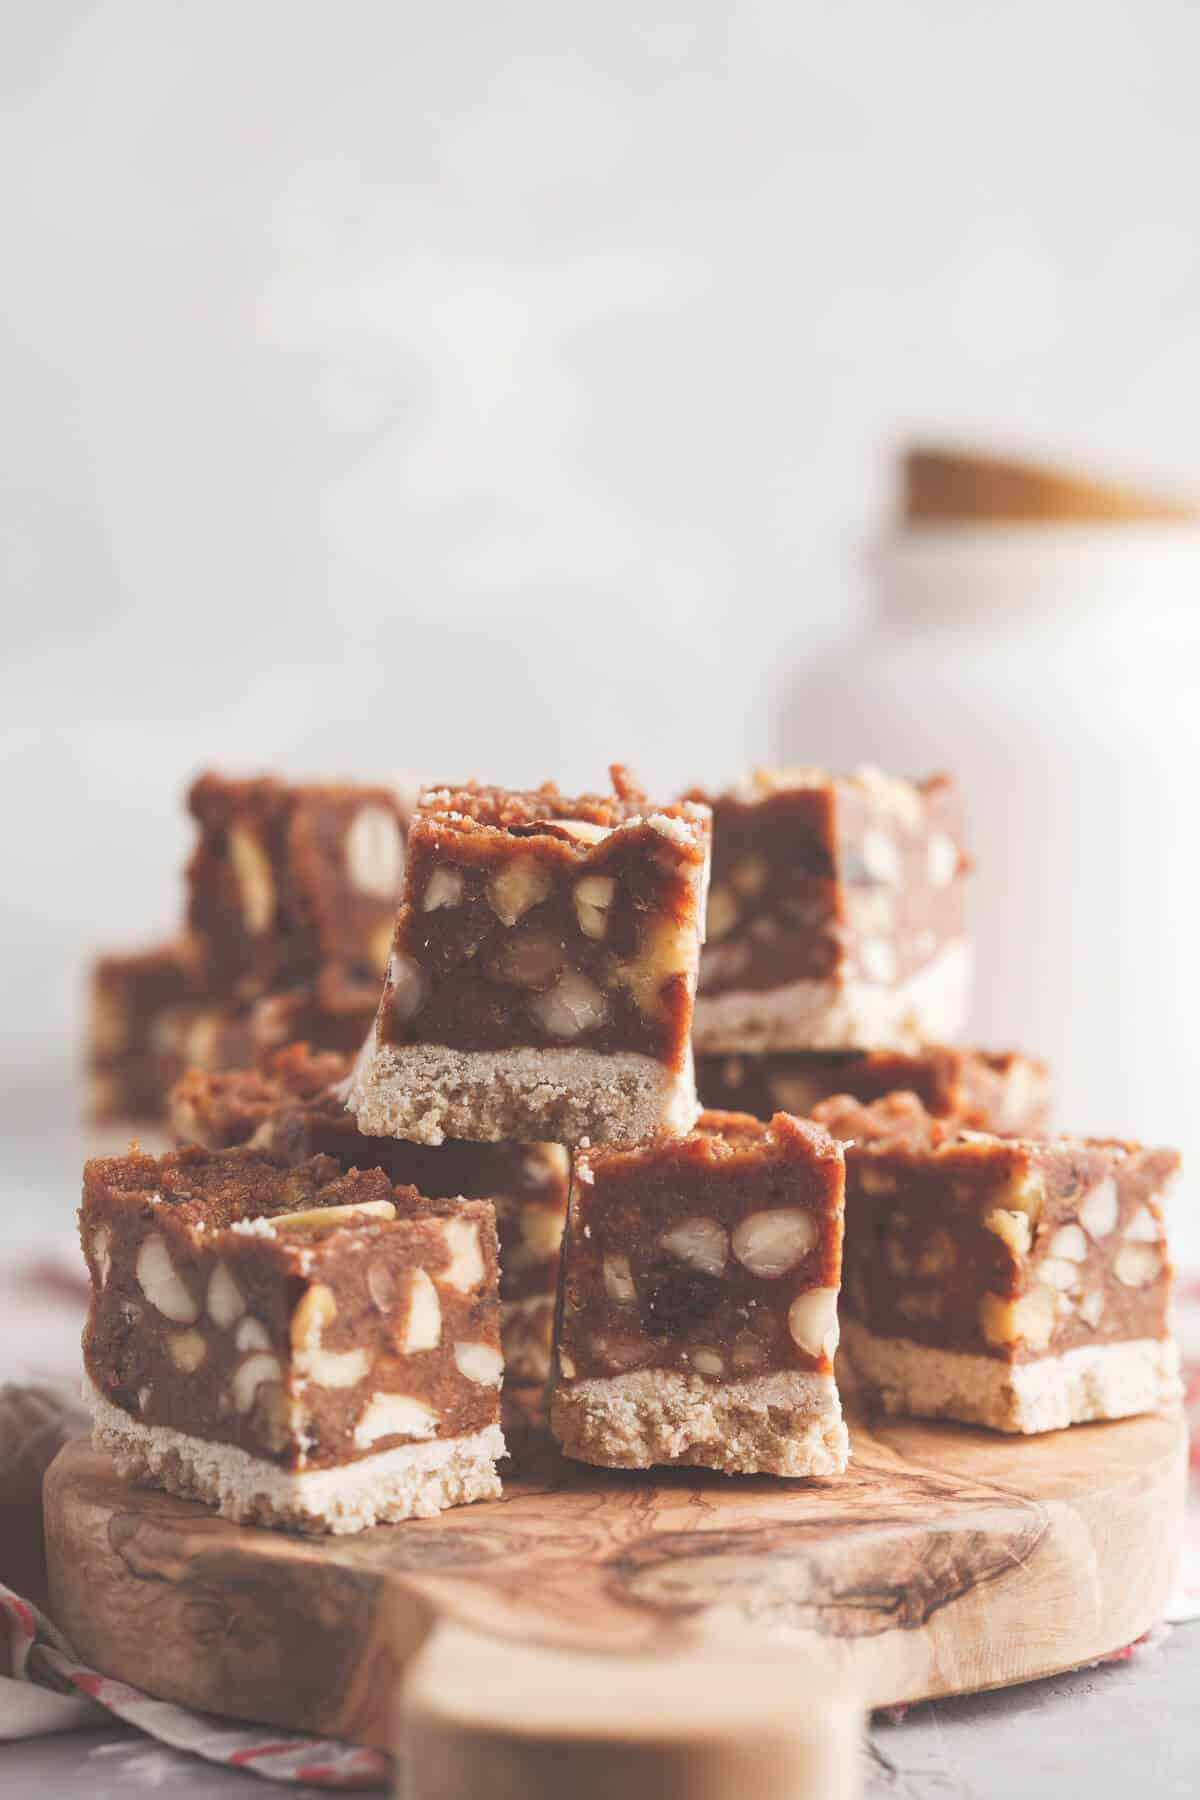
1 1621 1196 1798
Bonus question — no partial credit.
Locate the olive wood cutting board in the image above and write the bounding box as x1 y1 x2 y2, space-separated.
44 1393 1186 1766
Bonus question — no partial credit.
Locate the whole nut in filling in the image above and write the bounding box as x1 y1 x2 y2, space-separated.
230 1352 283 1412
440 1217 484 1292
495 927 565 990
388 953 427 1023
91 1226 112 1288
660 1217 728 1276
530 969 609 1038
705 885 739 942
1114 1243 1164 1288
787 1287 839 1359
207 1262 245 1329
167 1328 208 1372
1079 1178 1118 1239
136 1234 199 1324
345 804 405 898
488 858 553 927
603 1254 637 1302
574 875 615 940
731 1209 817 1277
229 824 275 934
400 1268 442 1351
979 1285 1055 1349
423 866 464 911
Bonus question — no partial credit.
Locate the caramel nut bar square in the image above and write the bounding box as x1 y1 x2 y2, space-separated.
80 1145 505 1532
86 941 202 1125
550 1111 848 1476
817 1093 1181 1433
349 766 711 1146
171 1044 568 1384
185 773 411 996
698 1047 1051 1136
684 767 970 1053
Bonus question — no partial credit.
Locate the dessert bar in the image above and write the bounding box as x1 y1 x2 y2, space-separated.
350 767 711 1145
171 1044 568 1383
86 941 200 1124
685 767 969 1053
550 1111 847 1475
698 1046 1050 1136
818 1093 1180 1433
186 773 410 996
80 1146 504 1531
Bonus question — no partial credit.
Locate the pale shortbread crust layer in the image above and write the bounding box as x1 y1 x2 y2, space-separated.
550 1368 848 1477
350 1041 699 1147
840 1320 1182 1435
85 1378 505 1534
692 940 971 1054
501 1293 556 1386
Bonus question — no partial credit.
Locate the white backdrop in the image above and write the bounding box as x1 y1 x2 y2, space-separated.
5 1 1200 1240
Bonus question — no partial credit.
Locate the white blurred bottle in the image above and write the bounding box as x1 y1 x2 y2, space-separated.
778 451 1200 1266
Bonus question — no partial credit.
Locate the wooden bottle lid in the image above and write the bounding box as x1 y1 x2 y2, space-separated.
902 444 1197 526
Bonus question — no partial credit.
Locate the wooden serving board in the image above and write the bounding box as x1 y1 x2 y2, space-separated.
45 1396 1186 1756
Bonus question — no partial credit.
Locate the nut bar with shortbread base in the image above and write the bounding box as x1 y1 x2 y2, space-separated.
350 767 710 1146
698 1046 1050 1136
80 1145 504 1533
170 1044 568 1384
685 767 969 1054
550 1111 847 1476
186 772 411 998
816 1092 1180 1434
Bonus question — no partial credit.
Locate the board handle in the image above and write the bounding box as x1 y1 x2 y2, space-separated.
397 1623 863 1799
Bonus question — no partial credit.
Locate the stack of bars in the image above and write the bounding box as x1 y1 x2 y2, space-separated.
78 764 1182 1536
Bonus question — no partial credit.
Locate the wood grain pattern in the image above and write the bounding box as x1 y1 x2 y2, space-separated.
44 1397 1186 1752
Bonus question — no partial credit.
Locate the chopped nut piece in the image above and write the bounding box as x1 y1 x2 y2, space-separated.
1079 1178 1118 1239
979 1287 1055 1349
1078 1289 1105 1329
230 1352 283 1412
440 1217 484 1292
423 866 464 911
290 1283 337 1354
690 1348 725 1376
730 1208 817 1277
603 1254 637 1303
235 1317 271 1352
1114 1243 1164 1288
529 969 609 1038
272 1200 397 1232
914 1229 957 1277
167 1328 208 1372
495 928 565 989
346 804 405 899
574 874 616 940
705 885 739 942
401 1268 442 1352
1036 1257 1078 1293
207 1262 245 1329
983 1208 1032 1258
229 824 275 934
787 1286 840 1358
91 1226 112 1288
136 1234 199 1324
1048 1223 1088 1262
860 830 902 885
354 1391 437 1447
387 953 427 1023
660 1217 729 1277
454 1341 504 1386
488 858 553 927
520 1202 565 1259
1124 1206 1160 1243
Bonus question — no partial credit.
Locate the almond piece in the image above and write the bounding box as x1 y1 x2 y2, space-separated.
423 866 464 911
705 885 739 942
440 1217 484 1292
354 1392 437 1447
787 1287 840 1359
731 1208 816 1277
345 804 405 898
401 1268 442 1351
660 1217 728 1276
454 1341 504 1386
207 1262 245 1329
167 1328 208 1372
229 824 275 933
230 1352 283 1412
574 875 616 940
1114 1243 1164 1288
529 969 608 1038
488 858 553 927
136 1233 199 1324
1079 1178 1118 1239
272 1200 397 1232
603 1254 637 1303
